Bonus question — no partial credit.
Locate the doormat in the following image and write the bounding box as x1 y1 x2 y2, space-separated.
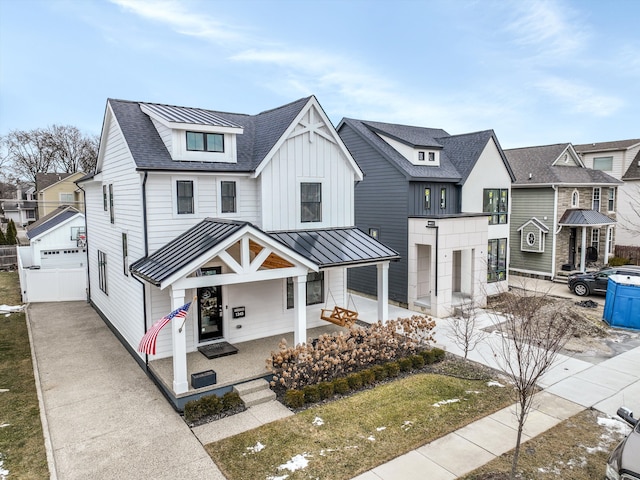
198 342 239 359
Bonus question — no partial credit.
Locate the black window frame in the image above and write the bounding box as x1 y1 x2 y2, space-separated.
122 232 128 277
176 180 194 215
483 188 509 225
424 188 431 210
98 250 108 294
221 181 236 213
440 187 446 209
108 184 114 224
286 272 325 309
487 238 507 283
301 182 322 223
186 131 224 153
103 185 108 211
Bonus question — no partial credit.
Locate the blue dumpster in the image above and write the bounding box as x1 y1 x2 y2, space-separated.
603 274 640 330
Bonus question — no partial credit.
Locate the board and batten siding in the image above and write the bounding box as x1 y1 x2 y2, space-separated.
338 123 409 305
260 108 355 232
144 174 260 253
509 187 555 277
85 111 146 355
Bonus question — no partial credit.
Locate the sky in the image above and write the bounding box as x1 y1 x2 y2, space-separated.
0 0 639 149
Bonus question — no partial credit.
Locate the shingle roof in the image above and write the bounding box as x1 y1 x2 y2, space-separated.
622 150 640 180
574 139 640 153
107 96 311 173
130 219 400 286
26 206 82 239
35 172 73 191
517 217 549 233
558 209 615 226
339 118 512 184
504 144 621 186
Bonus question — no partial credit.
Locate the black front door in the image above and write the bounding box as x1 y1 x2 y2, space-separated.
198 267 223 342
569 228 576 269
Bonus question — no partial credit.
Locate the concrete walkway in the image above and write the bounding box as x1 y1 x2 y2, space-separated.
27 278 640 479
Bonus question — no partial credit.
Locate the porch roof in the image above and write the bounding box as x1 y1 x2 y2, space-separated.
558 209 616 227
130 219 400 286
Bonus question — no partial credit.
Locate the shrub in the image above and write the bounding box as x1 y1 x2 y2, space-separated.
421 349 436 364
411 354 425 369
398 357 413 372
303 384 320 403
360 368 376 385
333 377 350 395
432 348 446 362
609 256 630 267
183 394 223 423
372 365 387 381
347 372 363 390
385 361 400 377
318 381 334 400
284 389 305 408
222 391 243 410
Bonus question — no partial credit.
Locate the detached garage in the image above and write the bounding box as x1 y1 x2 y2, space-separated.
603 274 640 330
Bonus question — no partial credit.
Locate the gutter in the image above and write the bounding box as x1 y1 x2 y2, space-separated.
75 182 91 301
132 171 150 367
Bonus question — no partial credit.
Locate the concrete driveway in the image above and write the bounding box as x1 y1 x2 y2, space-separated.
27 301 225 480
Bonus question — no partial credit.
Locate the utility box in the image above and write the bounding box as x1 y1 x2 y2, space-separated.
603 274 640 330
191 370 217 389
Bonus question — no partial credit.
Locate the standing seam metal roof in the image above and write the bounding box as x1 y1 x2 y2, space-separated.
558 209 615 226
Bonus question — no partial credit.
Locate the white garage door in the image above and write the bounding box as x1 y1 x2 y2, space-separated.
40 249 87 269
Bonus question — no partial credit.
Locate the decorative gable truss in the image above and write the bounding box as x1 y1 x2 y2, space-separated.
517 217 549 253
551 144 584 167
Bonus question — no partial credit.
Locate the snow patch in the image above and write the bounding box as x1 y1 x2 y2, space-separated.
487 381 505 387
0 305 24 314
246 442 265 454
277 453 310 473
465 390 481 394
401 421 413 431
0 424 10 429
312 417 324 426
367 436 375 441
376 426 386 432
0 390 9 394
0 456 8 480
433 398 460 407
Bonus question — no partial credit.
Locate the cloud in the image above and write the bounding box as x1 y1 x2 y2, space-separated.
536 77 623 116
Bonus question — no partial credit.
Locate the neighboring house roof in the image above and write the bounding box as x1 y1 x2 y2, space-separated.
36 173 74 191
130 218 400 286
106 96 312 173
26 206 83 240
504 143 621 186
558 209 615 227
2 201 37 212
574 139 640 153
338 118 514 184
622 150 640 181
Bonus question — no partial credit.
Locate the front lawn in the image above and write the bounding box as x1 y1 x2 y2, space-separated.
0 272 49 479
207 370 513 479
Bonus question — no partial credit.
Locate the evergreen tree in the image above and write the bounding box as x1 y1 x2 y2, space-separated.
0 226 6 245
6 219 17 245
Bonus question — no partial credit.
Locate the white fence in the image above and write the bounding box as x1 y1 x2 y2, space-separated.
18 246 87 302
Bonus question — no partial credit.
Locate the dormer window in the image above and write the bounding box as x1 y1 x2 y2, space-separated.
418 151 425 161
428 152 435 162
186 132 224 152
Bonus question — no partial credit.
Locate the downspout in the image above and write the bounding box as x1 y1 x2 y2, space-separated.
134 171 150 366
551 185 558 279
76 183 90 301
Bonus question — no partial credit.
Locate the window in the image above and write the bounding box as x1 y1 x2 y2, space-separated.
418 151 425 161
70 226 86 241
301 183 321 222
176 180 194 214
108 184 114 224
487 238 507 283
26 210 35 220
221 181 236 213
428 152 435 162
60 192 74 204
122 233 128 276
591 228 600 250
98 250 108 294
286 272 325 309
424 188 431 210
593 156 613 171
369 228 379 239
608 227 614 254
526 232 536 246
571 190 579 208
483 189 509 224
186 132 224 152
440 188 446 209
608 188 615 212
103 185 108 211
592 187 601 211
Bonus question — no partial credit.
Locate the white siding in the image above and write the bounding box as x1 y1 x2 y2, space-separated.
260 106 355 231
84 111 146 355
151 118 173 154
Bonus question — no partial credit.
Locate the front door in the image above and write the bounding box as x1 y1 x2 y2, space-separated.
198 267 223 342
568 228 577 269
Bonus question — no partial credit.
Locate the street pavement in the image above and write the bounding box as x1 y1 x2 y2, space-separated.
25 277 640 479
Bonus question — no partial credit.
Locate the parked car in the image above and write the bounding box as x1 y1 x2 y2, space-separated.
606 406 640 480
568 266 640 297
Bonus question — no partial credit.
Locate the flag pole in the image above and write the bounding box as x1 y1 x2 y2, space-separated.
178 296 197 333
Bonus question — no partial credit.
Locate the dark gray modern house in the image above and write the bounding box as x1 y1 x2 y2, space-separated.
337 119 515 318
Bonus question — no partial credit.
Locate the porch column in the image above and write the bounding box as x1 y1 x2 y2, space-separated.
171 287 189 394
377 262 389 323
604 226 611 264
294 275 307 346
580 226 587 272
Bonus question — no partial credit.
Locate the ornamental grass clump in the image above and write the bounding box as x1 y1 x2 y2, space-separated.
267 315 436 390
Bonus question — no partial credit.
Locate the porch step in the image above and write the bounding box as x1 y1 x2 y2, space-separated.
234 379 276 408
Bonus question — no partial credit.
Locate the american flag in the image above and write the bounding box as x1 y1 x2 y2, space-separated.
138 302 192 355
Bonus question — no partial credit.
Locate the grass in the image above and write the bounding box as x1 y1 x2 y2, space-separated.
207 372 514 479
0 272 49 479
462 409 625 480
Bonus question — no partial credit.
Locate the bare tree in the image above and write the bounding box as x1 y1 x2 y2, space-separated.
487 285 576 479
2 128 57 184
50 125 99 173
447 299 485 360
619 183 640 237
